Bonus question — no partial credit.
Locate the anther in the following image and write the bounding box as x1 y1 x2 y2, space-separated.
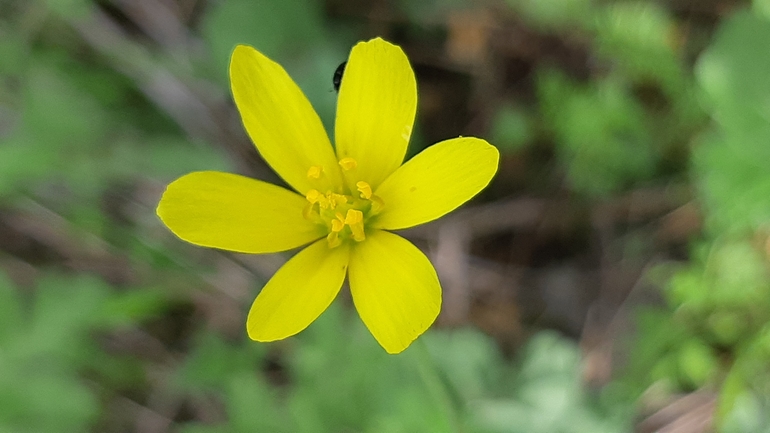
307 165 323 179
356 181 372 199
331 213 345 232
305 189 321 204
338 157 358 171
345 209 365 242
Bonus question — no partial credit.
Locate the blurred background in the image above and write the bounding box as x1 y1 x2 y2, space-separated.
1 0 769 431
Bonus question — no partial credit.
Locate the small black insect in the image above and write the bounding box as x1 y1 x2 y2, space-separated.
332 61 346 93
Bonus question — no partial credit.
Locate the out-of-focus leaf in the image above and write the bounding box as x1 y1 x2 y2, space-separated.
0 274 148 433
0 273 23 344
539 70 654 195
490 105 533 153
0 66 110 196
719 332 770 432
0 371 98 433
0 30 25 76
287 304 453 433
142 136 231 179
175 331 265 392
469 332 629 433
42 0 92 18
757 0 770 19
425 328 503 401
720 392 770 433
677 339 718 388
99 287 169 328
398 0 472 22
594 3 684 91
505 0 593 29
697 10 770 146
203 0 325 83
695 134 770 234
228 372 289 433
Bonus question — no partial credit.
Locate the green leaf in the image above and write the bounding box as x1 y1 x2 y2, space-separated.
99 287 169 328
490 105 533 153
175 332 265 392
538 71 655 195
594 2 684 91
505 0 593 29
0 272 23 344
757 0 770 20
677 339 718 388
697 10 770 145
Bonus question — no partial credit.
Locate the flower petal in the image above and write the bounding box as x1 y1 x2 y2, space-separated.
230 45 343 194
247 239 350 341
157 171 324 253
335 38 417 190
348 230 441 354
372 137 499 230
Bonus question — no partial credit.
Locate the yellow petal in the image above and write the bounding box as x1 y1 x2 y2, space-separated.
230 45 343 194
157 171 324 253
348 230 441 354
247 239 350 341
335 38 417 190
372 137 499 230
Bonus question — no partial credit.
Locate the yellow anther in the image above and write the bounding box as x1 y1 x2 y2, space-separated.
307 165 323 179
345 209 365 242
331 213 345 232
356 181 372 199
338 157 358 171
305 189 321 204
344 209 362 225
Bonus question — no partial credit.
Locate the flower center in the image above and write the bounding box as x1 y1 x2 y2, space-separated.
303 158 384 248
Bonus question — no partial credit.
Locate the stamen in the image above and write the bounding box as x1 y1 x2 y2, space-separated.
331 213 345 232
356 181 372 199
305 189 321 204
369 195 385 214
338 157 358 171
345 209 365 242
307 165 323 179
327 231 342 248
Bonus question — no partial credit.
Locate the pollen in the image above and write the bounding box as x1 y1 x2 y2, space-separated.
356 181 372 199
338 157 358 171
306 165 323 179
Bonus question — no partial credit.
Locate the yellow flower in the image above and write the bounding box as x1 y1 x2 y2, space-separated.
156 38 499 354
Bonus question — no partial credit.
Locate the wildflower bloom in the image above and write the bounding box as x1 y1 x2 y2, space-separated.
156 38 499 353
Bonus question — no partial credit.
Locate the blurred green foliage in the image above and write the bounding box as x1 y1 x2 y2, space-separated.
0 272 165 432
621 6 770 432
1 0 770 431
172 305 628 433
